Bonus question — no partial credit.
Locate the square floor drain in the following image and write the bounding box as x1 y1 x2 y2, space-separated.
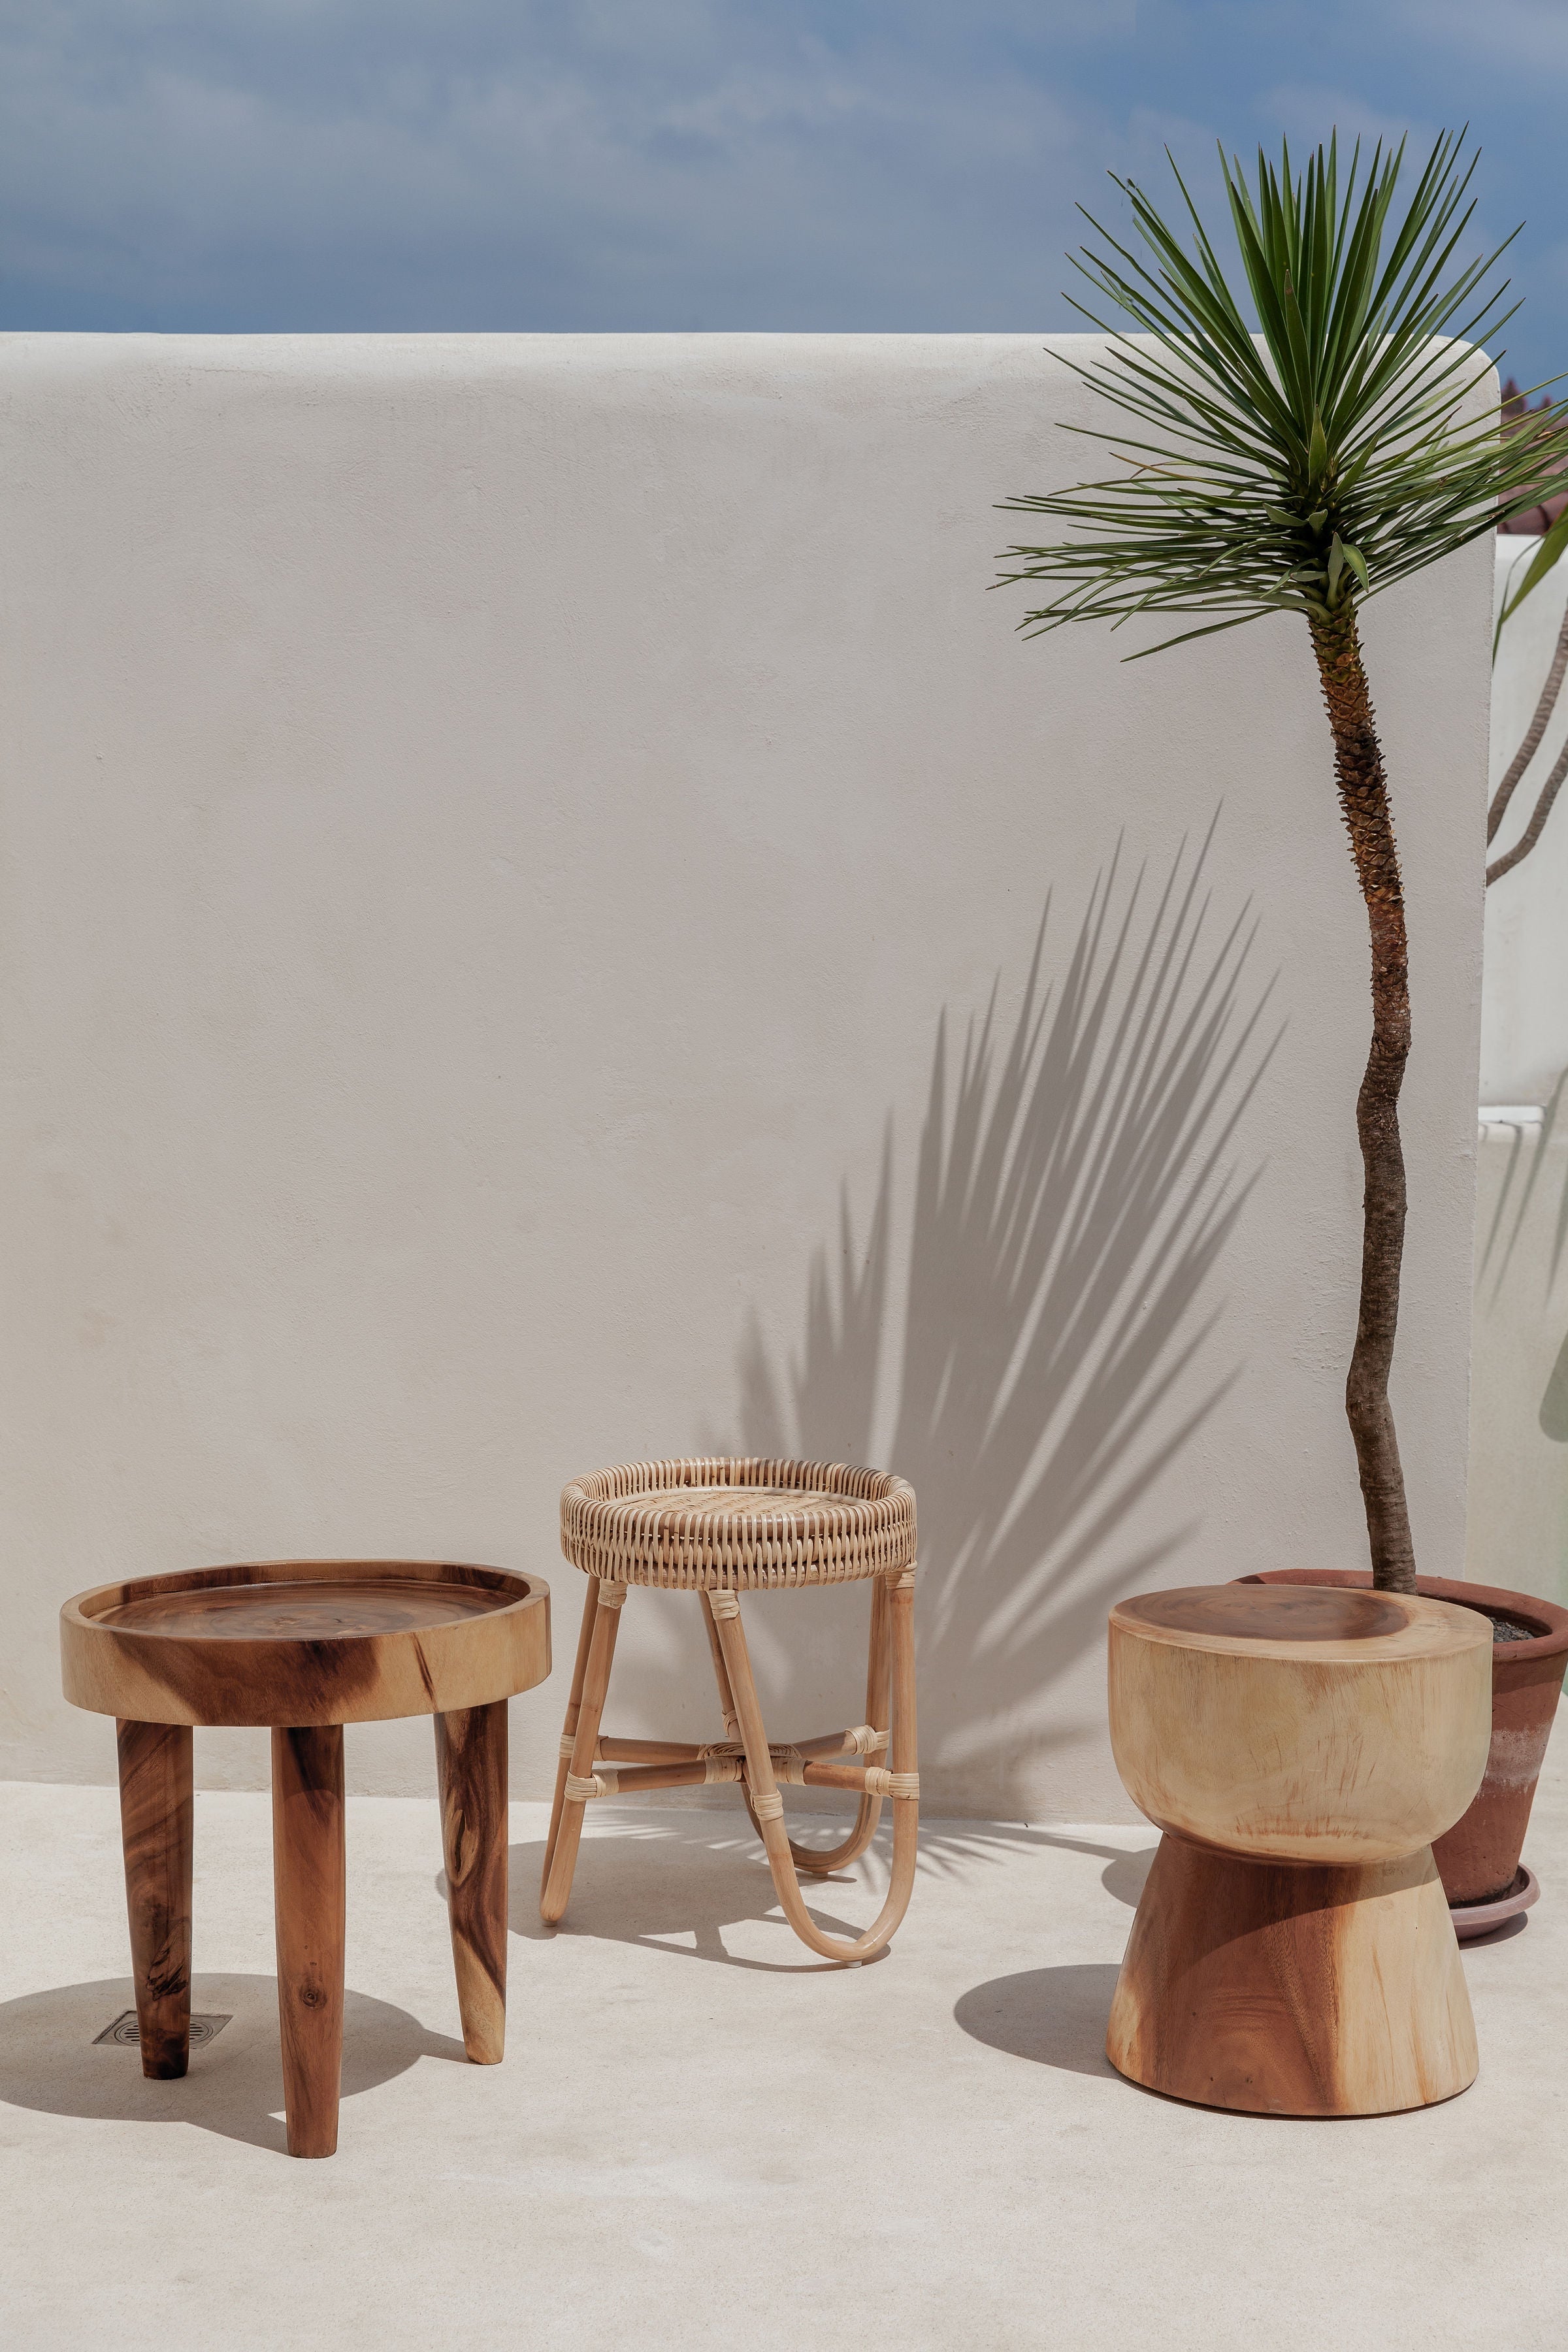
94 2011 231 2049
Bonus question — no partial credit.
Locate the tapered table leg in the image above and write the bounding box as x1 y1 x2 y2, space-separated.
271 1725 346 2158
435 1700 508 2063
116 1720 193 2080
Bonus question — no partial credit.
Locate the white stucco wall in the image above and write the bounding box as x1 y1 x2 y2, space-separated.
1484 538 1568 1106
0 333 1490 1821
1467 1109 1568 1609
1464 545 1568 1605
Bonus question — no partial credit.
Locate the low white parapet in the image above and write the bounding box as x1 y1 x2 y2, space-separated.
0 334 1492 1818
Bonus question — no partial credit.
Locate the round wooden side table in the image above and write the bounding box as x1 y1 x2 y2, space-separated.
1105 1581 1492 2116
542 1456 919 1964
60 1559 550 2157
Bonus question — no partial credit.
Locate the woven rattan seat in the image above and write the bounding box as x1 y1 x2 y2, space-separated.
544 1456 919 1964
559 1456 915 1590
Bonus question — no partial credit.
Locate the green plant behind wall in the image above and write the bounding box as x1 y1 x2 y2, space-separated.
998 133 1568 1591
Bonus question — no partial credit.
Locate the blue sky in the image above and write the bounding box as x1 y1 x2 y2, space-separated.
3 1 1566 386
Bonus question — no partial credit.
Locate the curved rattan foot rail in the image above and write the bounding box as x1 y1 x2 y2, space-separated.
540 1458 919 1965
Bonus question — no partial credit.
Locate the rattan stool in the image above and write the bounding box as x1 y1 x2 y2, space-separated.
540 1458 918 1963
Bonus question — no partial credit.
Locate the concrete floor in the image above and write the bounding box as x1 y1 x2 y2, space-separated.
1 1754 1563 2352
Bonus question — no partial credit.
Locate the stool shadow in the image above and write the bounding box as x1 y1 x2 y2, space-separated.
477 1814 1153 1963
915 1821 1155 1908
0 1972 467 2155
953 1962 1123 2077
500 1821 894 1970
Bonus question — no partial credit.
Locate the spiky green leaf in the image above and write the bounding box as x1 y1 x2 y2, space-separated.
998 131 1568 651
1308 410 1329 481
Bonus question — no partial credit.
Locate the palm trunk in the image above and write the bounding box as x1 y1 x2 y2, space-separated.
1308 604 1417 1594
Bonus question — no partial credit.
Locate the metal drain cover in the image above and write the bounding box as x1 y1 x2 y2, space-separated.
94 2011 232 2049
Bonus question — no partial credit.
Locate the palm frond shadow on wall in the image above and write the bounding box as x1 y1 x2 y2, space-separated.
705 820 1282 1820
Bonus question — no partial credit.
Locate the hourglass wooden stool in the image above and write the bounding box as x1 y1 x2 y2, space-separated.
541 1458 918 1963
1105 1582 1492 2116
61 1559 550 2156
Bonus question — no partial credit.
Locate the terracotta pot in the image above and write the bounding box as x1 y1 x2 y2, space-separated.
1239 1569 1568 1904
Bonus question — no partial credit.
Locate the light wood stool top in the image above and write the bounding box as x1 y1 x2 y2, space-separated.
1109 1580 1491 1864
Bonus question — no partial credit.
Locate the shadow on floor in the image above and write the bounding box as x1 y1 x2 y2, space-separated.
0 1972 466 2155
914 1821 1155 1908
500 1821 893 1972
953 1962 1122 2077
480 1808 1156 1967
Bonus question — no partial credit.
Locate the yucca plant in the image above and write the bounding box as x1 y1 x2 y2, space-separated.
999 133 1568 1592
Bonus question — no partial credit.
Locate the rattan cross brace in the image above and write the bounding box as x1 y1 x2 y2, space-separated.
540 1460 918 1965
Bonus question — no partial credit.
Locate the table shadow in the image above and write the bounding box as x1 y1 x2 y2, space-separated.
0 1972 467 2155
953 1962 1122 2077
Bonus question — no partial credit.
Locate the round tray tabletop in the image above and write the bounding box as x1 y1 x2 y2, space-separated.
60 1560 551 1727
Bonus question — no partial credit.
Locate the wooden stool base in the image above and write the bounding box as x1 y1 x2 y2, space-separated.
540 1570 919 1965
1106 1831 1480 2116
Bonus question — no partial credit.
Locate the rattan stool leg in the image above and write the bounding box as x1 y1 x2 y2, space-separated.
699 1590 743 1742
781 1576 891 1878
710 1576 919 1965
542 1577 602 1893
540 1580 627 1925
705 1598 779 1852
703 1593 785 1856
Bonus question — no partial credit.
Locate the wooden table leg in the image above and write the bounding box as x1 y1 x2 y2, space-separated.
116 1720 193 2080
271 1725 346 2158
435 1700 508 2063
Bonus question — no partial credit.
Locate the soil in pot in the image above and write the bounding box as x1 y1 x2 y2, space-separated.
1239 1569 1568 1905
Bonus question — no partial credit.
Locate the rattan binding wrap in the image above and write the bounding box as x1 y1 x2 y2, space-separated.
559 1457 916 1591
